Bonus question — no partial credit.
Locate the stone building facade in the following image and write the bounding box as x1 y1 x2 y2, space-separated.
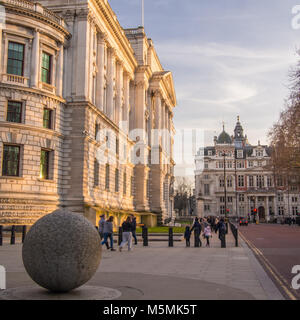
0 0 176 227
195 118 299 222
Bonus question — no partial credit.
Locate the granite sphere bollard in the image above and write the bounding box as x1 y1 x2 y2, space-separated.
22 209 102 293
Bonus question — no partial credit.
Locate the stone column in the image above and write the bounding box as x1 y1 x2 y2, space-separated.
0 28 2 74
154 90 161 130
115 60 123 126
56 43 64 97
31 29 40 88
96 32 106 111
107 47 116 120
123 72 130 133
266 196 269 221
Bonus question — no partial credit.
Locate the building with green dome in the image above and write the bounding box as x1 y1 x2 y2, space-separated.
194 117 299 221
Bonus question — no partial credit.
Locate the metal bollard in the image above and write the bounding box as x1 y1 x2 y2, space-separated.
10 225 15 245
235 228 238 247
0 225 2 246
142 226 148 247
22 226 27 243
168 227 173 247
118 227 123 246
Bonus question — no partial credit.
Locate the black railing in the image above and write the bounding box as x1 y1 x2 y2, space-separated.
0 225 28 245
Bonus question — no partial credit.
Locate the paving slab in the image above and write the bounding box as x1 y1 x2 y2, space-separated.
0 228 284 300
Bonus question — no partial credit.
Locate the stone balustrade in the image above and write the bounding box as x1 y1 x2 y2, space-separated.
2 0 64 27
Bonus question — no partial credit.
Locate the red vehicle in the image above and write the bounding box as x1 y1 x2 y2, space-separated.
239 218 248 226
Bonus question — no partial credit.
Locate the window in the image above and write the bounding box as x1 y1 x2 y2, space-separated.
249 176 254 187
237 161 244 169
277 176 284 187
267 176 272 187
227 177 232 187
105 164 110 190
292 197 298 203
40 149 50 180
228 196 233 203
239 194 245 202
257 175 264 188
95 123 100 140
204 174 209 179
220 205 225 215
116 138 119 156
2 145 20 177
292 207 298 215
43 108 52 129
204 184 210 196
115 168 119 192
256 150 263 157
278 194 284 202
219 178 224 188
237 150 243 158
219 161 224 169
204 162 208 169
220 197 225 203
204 204 210 212
41 52 52 84
7 101 22 123
238 175 244 187
123 172 127 195
94 159 99 186
248 161 253 167
7 42 24 76
278 207 284 215
227 161 232 168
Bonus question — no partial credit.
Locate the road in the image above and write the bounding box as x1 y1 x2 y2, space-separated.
239 223 300 300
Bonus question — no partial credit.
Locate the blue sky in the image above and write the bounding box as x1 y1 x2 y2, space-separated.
109 0 300 151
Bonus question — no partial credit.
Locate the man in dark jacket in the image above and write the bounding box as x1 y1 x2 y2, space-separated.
191 217 202 247
215 218 226 248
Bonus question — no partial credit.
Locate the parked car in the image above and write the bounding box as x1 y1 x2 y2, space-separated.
239 218 248 226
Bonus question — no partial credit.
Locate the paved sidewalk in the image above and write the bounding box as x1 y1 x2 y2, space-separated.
0 228 284 300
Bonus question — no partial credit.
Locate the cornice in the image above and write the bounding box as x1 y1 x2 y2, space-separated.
0 84 66 104
91 0 137 72
0 121 64 139
2 2 71 39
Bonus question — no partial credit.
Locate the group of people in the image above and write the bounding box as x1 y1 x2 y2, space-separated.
98 214 138 252
184 216 227 247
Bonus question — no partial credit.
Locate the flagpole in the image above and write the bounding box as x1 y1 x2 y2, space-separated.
142 0 144 28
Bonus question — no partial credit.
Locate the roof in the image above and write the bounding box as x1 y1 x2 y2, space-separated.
217 130 232 144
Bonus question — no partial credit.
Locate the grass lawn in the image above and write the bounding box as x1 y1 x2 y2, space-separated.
136 226 185 234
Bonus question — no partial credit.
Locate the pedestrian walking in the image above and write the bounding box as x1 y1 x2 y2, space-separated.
101 216 116 251
215 218 226 248
119 216 133 251
184 226 191 247
204 224 212 247
191 217 202 247
130 215 138 245
98 214 109 249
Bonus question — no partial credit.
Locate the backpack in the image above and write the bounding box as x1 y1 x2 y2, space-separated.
220 222 226 233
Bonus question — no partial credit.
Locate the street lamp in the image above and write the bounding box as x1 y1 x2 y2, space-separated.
222 150 227 218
